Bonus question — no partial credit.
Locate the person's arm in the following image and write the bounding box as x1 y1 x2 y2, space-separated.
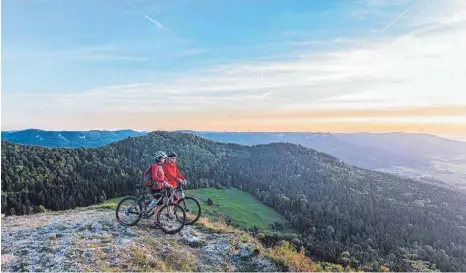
163 164 175 182
176 167 185 181
143 165 151 177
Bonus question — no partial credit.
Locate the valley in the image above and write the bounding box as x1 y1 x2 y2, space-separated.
377 155 466 191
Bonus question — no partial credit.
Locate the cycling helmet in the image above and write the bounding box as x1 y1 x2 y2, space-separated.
155 151 167 162
167 152 178 158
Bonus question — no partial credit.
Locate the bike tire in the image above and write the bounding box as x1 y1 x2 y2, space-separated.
157 203 186 234
177 196 201 225
115 196 142 226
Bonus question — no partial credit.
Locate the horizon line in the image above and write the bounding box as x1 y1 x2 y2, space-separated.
2 128 466 142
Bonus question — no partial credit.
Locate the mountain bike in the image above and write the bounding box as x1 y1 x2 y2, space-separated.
173 181 202 225
115 186 186 234
136 182 201 225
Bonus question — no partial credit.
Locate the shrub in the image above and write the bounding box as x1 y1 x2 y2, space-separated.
267 240 316 272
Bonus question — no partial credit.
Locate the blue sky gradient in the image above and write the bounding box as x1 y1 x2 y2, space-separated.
2 0 404 93
2 0 466 139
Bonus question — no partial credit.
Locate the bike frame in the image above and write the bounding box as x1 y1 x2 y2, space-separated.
139 186 178 218
174 183 186 201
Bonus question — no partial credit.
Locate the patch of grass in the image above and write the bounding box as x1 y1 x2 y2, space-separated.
95 242 167 272
238 232 252 243
186 187 294 232
265 240 318 272
319 262 346 272
165 249 197 272
379 265 390 272
90 197 124 210
228 237 239 249
91 236 198 272
133 246 149 267
188 239 207 248
193 217 236 234
99 262 121 272
39 205 47 213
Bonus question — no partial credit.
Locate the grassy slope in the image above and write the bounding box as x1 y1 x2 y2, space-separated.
102 187 293 232
186 188 294 232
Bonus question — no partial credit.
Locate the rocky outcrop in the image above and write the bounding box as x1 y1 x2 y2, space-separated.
1 206 278 272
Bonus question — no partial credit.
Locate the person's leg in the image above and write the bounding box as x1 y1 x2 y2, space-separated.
151 189 162 227
153 205 161 227
168 188 176 217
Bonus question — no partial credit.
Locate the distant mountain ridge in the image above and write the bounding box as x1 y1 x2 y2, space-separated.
188 131 422 169
184 131 466 191
4 129 465 166
3 129 466 189
189 131 466 165
1 129 146 148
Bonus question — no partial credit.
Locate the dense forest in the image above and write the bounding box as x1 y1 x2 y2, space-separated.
2 131 466 271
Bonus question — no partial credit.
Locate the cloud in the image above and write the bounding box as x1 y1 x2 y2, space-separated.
2 0 466 135
141 13 171 32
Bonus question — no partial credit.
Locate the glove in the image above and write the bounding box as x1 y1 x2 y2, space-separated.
177 179 187 185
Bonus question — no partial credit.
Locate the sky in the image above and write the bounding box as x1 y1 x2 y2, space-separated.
1 0 466 140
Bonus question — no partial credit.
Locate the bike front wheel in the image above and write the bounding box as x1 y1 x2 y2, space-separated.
157 203 186 234
177 196 201 225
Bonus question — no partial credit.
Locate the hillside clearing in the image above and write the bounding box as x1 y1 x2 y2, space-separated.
186 188 294 232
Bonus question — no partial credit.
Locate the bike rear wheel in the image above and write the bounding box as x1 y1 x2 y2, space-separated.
116 196 142 226
157 203 186 234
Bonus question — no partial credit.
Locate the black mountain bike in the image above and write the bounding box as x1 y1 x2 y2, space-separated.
115 186 186 234
136 182 202 225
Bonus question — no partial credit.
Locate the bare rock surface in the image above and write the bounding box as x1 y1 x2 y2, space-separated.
1 207 277 272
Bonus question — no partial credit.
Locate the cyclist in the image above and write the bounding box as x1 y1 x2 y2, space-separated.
163 152 187 187
143 151 173 227
163 152 187 201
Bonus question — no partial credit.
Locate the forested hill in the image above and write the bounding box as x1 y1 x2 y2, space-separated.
2 131 466 271
1 129 146 148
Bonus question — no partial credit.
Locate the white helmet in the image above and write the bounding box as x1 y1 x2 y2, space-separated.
155 151 167 162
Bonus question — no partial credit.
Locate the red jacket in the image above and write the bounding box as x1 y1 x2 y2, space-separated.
163 162 185 188
143 164 168 190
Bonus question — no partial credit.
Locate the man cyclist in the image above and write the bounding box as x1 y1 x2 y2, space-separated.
163 152 187 202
